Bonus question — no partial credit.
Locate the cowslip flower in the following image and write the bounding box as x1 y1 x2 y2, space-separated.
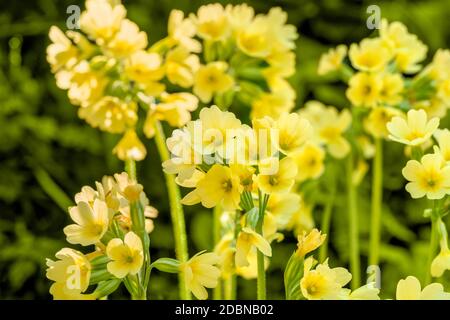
182 164 243 211
396 276 450 300
179 251 221 300
106 231 144 278
193 62 234 103
167 10 201 53
387 109 440 146
47 26 79 72
46 248 91 298
113 129 147 161
295 229 326 258
265 192 300 229
349 38 392 72
402 153 450 199
318 45 347 75
363 106 404 139
431 246 450 278
256 157 297 194
164 47 200 88
292 143 325 182
64 199 109 246
286 195 314 235
190 3 230 42
379 73 404 105
346 72 382 107
106 19 147 57
275 112 312 155
434 129 450 163
235 227 272 267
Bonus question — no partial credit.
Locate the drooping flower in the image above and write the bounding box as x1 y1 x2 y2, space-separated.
235 227 272 267
113 129 147 161
275 112 312 155
318 45 347 75
190 3 230 42
295 229 326 257
256 157 298 194
364 106 404 139
180 251 221 300
106 231 144 278
349 38 392 72
106 19 147 57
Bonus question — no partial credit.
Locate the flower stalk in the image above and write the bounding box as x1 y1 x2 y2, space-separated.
256 191 269 300
369 138 383 266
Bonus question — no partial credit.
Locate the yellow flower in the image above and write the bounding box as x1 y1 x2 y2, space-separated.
300 257 352 300
193 62 234 103
300 101 352 158
225 4 254 33
49 282 96 300
265 50 296 78
214 234 235 279
80 0 126 45
124 50 164 84
396 276 450 300
107 19 147 57
349 38 392 72
184 164 243 211
236 15 272 58
47 26 79 72
275 112 312 155
251 77 295 119
387 109 440 146
64 200 109 246
67 61 108 107
380 20 427 74
235 227 272 267
190 3 230 42
346 72 382 107
230 164 255 192
413 97 448 119
379 73 404 105
402 153 450 199
180 251 221 300
266 192 300 229
364 106 404 139
167 10 201 53
296 229 326 257
292 143 325 182
78 96 138 134
431 248 450 278
236 250 269 280
157 92 199 128
46 248 91 297
424 49 450 81
318 45 347 75
106 231 144 278
113 129 147 161
264 7 298 52
434 129 450 163
165 46 200 88
256 157 297 194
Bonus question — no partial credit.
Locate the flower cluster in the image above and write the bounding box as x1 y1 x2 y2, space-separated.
47 0 200 161
156 4 298 119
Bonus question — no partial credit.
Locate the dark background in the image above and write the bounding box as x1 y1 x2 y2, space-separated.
0 0 449 299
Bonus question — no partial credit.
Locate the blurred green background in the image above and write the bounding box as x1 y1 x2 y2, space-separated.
0 0 449 299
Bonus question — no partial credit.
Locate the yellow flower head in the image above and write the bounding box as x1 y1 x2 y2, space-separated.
396 276 450 300
46 248 91 296
125 50 164 84
379 73 404 105
47 26 79 72
49 282 96 300
168 10 201 53
346 72 382 107
78 96 137 134
64 200 109 246
380 20 427 74
292 143 325 182
106 19 147 57
434 129 450 163
275 112 313 155
318 45 347 75
364 106 404 139
296 228 326 257
349 38 392 72
387 109 440 146
300 257 352 300
180 251 221 300
266 192 300 229
80 0 126 45
402 153 450 199
236 15 272 58
256 157 298 194
225 3 254 33
300 101 352 158
190 3 230 42
157 92 199 128
431 248 450 278
264 7 298 52
113 129 147 161
165 46 200 88
183 164 243 211
193 62 234 103
106 231 144 278
214 234 235 279
286 195 314 235
235 227 272 267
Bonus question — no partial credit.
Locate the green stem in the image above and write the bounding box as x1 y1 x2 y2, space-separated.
319 168 336 262
224 276 236 300
256 192 269 300
213 205 222 300
425 204 439 285
154 121 191 300
224 210 241 300
369 138 383 266
346 153 360 289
